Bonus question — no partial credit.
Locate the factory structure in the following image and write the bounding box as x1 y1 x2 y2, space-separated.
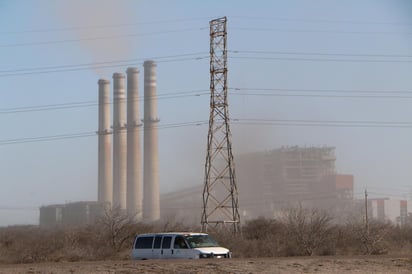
161 146 355 222
40 61 160 226
98 61 160 222
38 64 411 226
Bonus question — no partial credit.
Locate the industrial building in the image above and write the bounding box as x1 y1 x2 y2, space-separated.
39 201 108 226
369 198 409 226
40 61 160 226
159 146 355 223
234 146 351 216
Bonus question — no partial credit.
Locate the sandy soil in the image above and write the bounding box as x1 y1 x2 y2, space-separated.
0 256 412 274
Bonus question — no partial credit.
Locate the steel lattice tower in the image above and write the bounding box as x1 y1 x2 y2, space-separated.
201 17 240 234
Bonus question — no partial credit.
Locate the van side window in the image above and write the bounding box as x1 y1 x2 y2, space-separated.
162 236 172 249
174 236 188 249
135 236 154 249
153 235 162 249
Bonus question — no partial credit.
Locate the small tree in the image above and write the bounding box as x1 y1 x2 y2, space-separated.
96 206 138 252
347 216 391 255
283 206 335 256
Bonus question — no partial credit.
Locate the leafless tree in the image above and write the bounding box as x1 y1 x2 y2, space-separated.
347 216 391 255
96 206 137 252
283 206 335 256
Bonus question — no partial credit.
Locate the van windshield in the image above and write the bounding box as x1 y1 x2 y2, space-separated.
184 235 219 248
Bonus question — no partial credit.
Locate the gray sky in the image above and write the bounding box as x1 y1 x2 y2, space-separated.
1 0 412 226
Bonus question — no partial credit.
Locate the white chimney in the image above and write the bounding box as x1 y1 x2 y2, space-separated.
143 60 160 222
97 79 112 206
126 67 143 220
112 72 127 210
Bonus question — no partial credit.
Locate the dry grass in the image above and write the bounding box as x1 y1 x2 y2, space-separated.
1 208 412 264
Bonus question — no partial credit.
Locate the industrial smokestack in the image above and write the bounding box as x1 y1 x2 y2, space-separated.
126 67 142 220
112 72 127 210
97 79 112 206
143 60 160 222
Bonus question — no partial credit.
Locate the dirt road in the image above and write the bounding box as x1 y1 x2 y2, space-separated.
1 256 412 273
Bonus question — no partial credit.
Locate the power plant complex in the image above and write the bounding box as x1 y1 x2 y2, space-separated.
98 61 160 222
40 61 161 226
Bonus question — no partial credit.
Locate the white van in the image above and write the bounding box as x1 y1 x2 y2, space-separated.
131 232 231 260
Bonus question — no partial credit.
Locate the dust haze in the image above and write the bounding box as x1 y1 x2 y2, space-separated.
50 0 136 77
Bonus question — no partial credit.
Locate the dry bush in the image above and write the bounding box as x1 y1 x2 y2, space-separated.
0 226 65 263
4 210 412 263
238 217 284 257
96 206 137 252
282 207 336 256
342 216 391 255
386 224 412 255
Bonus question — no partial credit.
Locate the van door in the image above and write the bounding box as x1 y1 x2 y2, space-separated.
132 236 154 260
172 235 193 259
161 236 173 258
152 235 163 259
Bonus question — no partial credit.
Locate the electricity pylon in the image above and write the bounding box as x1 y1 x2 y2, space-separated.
201 17 240 234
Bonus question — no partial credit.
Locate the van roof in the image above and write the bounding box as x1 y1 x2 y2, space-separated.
136 232 208 237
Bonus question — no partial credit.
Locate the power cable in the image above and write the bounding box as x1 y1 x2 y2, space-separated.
232 92 412 99
229 50 412 59
3 15 410 35
0 121 209 146
231 27 412 36
229 56 412 64
230 87 412 95
2 49 411 77
0 55 208 77
232 118 412 128
0 17 213 35
3 117 412 146
230 15 412 26
0 89 209 114
0 52 207 74
3 85 412 115
0 28 207 48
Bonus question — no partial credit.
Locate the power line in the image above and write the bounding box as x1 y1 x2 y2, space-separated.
229 50 412 59
3 15 410 35
229 55 412 64
1 48 411 78
0 17 213 35
0 52 206 74
3 117 412 146
232 92 412 100
0 90 209 114
231 27 412 36
230 15 412 26
231 87 412 95
0 28 206 48
232 118 412 128
0 55 208 77
4 85 412 115
0 121 209 146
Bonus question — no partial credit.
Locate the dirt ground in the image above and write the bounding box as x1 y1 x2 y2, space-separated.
0 256 412 274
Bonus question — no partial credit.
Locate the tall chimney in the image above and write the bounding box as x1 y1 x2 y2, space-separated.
143 60 160 222
126 67 142 220
112 73 127 210
97 79 112 206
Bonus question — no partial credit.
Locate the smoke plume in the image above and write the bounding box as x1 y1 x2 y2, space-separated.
51 0 137 77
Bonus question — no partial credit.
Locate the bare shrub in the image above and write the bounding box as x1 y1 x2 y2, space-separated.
0 226 65 263
96 206 136 252
346 216 391 255
387 224 412 255
237 217 284 257
282 207 335 256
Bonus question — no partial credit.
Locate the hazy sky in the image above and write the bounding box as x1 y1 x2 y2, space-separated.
1 0 412 226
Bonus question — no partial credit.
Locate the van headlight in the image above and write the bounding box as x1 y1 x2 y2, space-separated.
199 253 212 258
